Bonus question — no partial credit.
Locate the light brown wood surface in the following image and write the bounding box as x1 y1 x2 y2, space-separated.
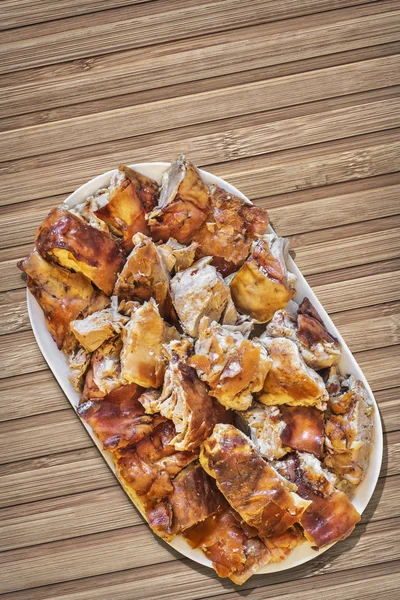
0 1 399 598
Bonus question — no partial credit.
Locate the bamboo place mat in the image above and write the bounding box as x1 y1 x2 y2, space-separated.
0 1 399 598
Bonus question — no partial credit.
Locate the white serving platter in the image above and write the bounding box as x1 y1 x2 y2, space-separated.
26 162 383 574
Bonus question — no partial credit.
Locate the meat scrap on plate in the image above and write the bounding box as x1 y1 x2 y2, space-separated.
18 155 374 584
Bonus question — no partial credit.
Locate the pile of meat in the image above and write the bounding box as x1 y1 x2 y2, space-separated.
18 156 374 585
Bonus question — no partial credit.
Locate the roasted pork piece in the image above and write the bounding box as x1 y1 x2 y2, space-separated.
70 304 128 353
236 404 289 460
120 300 179 389
90 337 123 395
237 403 324 460
113 233 176 322
77 383 165 450
258 336 328 409
170 257 231 337
185 502 271 584
193 185 268 276
17 249 109 350
94 165 159 252
158 238 198 272
230 233 296 322
148 462 221 541
200 424 310 539
68 195 110 234
189 317 271 410
266 298 340 370
324 368 374 487
275 453 360 548
35 207 125 295
115 420 198 516
68 347 91 391
147 156 210 243
140 339 226 451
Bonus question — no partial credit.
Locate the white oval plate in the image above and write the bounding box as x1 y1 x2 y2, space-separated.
27 162 383 574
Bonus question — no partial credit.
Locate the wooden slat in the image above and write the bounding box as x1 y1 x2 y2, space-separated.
0 410 91 465
295 227 400 275
3 40 398 134
0 288 29 335
212 130 400 202
1 2 398 118
0 523 174 594
2 170 400 253
314 270 400 313
0 0 381 75
0 194 64 250
0 374 397 468
0 447 115 509
0 329 47 378
2 273 399 350
269 178 400 236
356 345 400 391
1 558 399 600
0 370 69 422
0 243 34 293
0 423 396 511
0 510 398 595
219 570 400 600
0 486 144 552
0 0 152 30
2 55 399 163
331 301 400 353
376 387 400 433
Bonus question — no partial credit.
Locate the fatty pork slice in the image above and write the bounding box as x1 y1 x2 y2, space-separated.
147 462 221 541
236 402 324 460
230 233 296 323
185 502 272 585
94 165 159 252
35 207 125 296
200 424 311 540
17 249 109 351
266 298 340 370
193 185 268 276
114 233 176 322
78 384 165 451
324 368 374 487
275 453 360 548
148 155 210 244
258 336 328 410
189 317 271 410
170 256 231 337
139 338 228 451
120 300 179 389
115 420 198 519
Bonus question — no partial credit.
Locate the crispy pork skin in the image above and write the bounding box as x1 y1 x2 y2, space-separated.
200 424 310 539
230 234 296 323
94 165 159 252
35 207 125 295
193 185 268 276
18 249 109 350
148 156 210 244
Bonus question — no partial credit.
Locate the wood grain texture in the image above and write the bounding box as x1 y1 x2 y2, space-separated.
0 0 381 74
0 0 152 30
1 1 398 118
2 54 399 162
2 41 398 133
1 1 399 598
